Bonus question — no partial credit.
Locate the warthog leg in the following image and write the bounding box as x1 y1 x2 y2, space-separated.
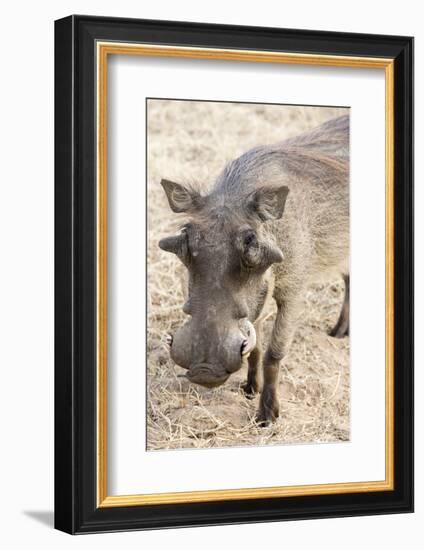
329 274 349 338
256 295 301 426
242 321 263 398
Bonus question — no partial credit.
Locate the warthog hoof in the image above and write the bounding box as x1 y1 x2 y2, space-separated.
241 380 260 399
256 387 279 426
329 324 349 338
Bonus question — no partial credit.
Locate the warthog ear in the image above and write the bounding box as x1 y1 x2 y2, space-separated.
160 179 202 213
246 185 289 222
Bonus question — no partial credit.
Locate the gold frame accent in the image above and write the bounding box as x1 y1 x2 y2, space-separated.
96 42 395 508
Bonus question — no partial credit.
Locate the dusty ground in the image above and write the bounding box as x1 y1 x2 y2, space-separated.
146 100 350 451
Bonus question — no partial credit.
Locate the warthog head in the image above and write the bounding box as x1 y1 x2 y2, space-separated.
159 177 289 388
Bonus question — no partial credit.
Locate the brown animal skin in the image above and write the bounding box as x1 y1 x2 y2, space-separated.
159 115 349 425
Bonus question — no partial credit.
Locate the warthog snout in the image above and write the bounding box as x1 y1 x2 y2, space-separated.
169 318 256 389
186 364 230 389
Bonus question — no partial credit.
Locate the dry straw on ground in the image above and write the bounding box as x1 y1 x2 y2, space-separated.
147 100 350 451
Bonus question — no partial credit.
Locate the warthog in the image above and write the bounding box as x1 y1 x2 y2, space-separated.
159 115 349 425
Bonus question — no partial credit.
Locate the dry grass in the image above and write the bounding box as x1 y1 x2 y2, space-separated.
147 100 350 451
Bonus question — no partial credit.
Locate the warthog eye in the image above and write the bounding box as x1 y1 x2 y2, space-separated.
240 229 261 268
239 228 283 270
243 230 257 248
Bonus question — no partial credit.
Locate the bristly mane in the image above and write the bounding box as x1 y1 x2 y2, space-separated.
211 115 349 200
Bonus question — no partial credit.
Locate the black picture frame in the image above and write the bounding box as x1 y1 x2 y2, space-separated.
55 14 414 534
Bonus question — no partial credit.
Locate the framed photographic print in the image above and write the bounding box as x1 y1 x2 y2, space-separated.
54 15 414 534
